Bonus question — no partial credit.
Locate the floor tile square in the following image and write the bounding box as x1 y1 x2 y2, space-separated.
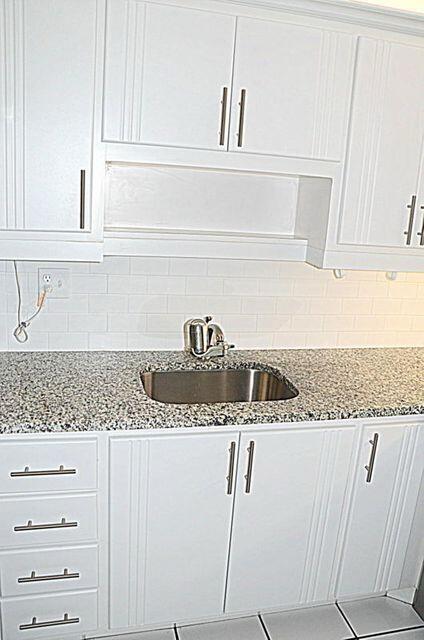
99 631 175 640
178 616 266 640
339 597 424 636
365 630 424 640
262 604 354 640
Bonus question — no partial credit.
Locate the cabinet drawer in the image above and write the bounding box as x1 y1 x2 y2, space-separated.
0 495 97 548
0 546 98 596
0 440 97 493
1 590 98 640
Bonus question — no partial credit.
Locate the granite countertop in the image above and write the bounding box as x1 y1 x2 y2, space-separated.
0 348 423 434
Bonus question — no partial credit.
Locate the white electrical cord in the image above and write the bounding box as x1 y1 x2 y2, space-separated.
13 261 48 343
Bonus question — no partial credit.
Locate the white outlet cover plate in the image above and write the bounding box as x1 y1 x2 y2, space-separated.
38 268 70 299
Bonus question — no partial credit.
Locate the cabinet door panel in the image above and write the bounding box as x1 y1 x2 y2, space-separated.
336 424 424 597
109 433 238 628
229 17 355 160
225 428 355 613
0 0 97 232
339 37 424 249
103 1 235 150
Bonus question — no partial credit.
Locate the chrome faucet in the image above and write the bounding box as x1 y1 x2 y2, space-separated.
183 316 235 359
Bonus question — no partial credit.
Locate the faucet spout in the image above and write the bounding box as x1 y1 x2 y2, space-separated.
183 317 235 359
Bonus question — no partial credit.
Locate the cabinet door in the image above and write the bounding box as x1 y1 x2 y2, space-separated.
229 17 355 160
225 427 355 613
338 37 424 249
337 423 424 598
109 433 238 628
0 0 98 232
103 1 235 150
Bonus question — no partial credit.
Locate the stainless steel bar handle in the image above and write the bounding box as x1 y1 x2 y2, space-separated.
18 568 80 584
80 169 86 229
244 440 255 494
404 195 417 245
19 613 80 631
10 465 77 477
14 518 78 532
237 89 246 148
365 433 379 483
417 205 424 246
226 441 236 495
219 87 228 146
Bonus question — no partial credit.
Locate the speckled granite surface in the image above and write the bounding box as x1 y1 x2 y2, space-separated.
0 348 423 434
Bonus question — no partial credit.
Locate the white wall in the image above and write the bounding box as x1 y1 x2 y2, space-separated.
1 257 423 351
338 0 424 13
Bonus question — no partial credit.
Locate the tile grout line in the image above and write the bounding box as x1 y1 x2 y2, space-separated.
358 624 424 639
258 613 272 640
336 601 359 639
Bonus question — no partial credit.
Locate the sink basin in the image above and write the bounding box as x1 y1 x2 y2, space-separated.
141 368 298 404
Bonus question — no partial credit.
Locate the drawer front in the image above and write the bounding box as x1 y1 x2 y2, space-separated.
1 591 98 640
0 440 97 494
0 546 98 596
0 495 97 548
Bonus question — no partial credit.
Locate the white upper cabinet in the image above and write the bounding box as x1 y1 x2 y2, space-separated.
338 37 424 250
103 2 355 161
229 18 355 160
0 0 104 261
103 1 236 150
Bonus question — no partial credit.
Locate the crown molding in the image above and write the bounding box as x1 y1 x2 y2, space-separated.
214 0 424 36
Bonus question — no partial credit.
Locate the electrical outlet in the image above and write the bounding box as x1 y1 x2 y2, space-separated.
38 268 70 299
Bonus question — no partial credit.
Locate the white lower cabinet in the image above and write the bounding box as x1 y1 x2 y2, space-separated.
336 423 424 598
0 590 98 640
225 427 356 613
109 433 239 628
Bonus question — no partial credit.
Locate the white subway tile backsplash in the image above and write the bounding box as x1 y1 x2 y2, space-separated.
1 257 423 352
130 257 169 275
108 275 148 294
147 276 186 295
89 294 128 313
69 313 107 333
72 275 108 294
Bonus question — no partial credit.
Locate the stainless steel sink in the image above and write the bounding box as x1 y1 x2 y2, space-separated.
141 368 298 404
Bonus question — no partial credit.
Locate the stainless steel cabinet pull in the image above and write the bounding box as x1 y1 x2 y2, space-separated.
417 205 424 246
237 89 246 148
14 518 78 532
80 169 86 229
19 613 80 630
219 87 228 146
10 465 77 477
18 568 80 584
244 440 255 493
404 195 417 245
365 433 379 483
226 441 236 495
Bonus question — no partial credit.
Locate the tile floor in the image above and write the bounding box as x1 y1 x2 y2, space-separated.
103 596 424 640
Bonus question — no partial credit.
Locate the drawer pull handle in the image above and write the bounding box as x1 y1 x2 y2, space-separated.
244 440 255 494
14 518 78 532
10 465 77 477
237 89 247 148
18 568 80 584
417 205 424 246
80 169 86 229
404 195 417 245
19 613 80 630
365 433 379 483
226 441 237 495
219 86 228 146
